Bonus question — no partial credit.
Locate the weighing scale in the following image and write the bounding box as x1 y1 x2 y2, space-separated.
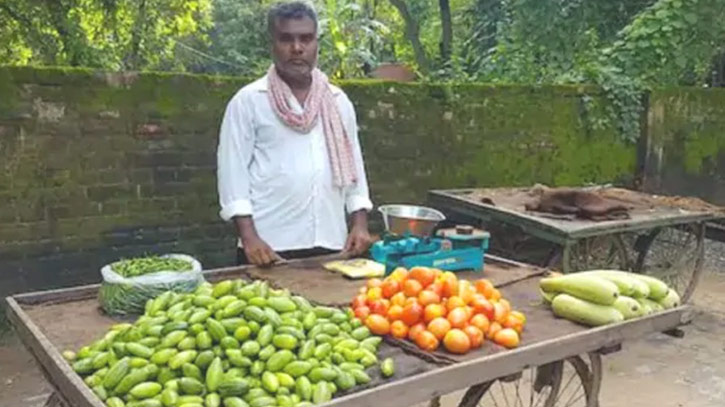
369 205 490 274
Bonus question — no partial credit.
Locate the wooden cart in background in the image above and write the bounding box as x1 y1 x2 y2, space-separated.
429 186 725 302
7 255 692 407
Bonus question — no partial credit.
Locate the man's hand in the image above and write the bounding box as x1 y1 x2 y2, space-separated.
242 234 283 267
343 210 372 257
234 216 284 267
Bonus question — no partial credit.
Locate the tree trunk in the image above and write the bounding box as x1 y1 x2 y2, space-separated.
128 0 148 70
388 0 430 73
439 0 453 65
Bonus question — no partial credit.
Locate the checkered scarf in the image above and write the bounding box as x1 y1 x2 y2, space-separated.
267 65 357 188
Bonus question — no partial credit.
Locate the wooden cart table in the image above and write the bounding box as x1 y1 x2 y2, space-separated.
6 255 692 407
428 186 725 302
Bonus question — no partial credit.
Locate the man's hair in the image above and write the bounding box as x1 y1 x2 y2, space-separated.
267 1 318 36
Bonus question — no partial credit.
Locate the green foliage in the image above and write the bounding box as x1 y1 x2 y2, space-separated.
0 0 213 70
194 0 272 76
604 0 725 86
317 0 390 78
461 0 725 141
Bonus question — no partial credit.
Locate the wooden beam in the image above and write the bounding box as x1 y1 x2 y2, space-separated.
5 297 105 407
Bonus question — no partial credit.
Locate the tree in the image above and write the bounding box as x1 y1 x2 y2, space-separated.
317 0 390 78
0 0 213 71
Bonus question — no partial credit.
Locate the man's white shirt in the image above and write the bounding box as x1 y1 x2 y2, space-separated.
217 74 373 251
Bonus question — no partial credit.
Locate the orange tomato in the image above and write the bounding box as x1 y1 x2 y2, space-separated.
447 307 469 329
463 325 485 349
424 303 447 323
438 272 459 298
458 281 476 304
474 279 495 298
405 296 420 306
443 329 471 354
469 314 491 334
428 281 445 297
367 287 383 302
418 290 441 306
367 278 383 289
381 279 401 299
408 323 427 342
358 286 368 295
510 311 527 325
409 267 436 287
352 294 367 309
390 292 407 307
369 300 389 316
503 314 524 334
365 314 390 335
427 317 452 341
493 302 508 324
470 295 495 321
403 279 423 297
401 302 424 326
498 298 512 313
487 321 502 339
446 296 466 312
389 268 409 283
489 288 502 302
387 304 404 321
390 320 409 339
354 306 370 320
493 328 520 349
415 330 440 352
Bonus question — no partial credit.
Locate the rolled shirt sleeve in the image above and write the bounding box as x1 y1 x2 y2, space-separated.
340 93 374 214
217 92 256 221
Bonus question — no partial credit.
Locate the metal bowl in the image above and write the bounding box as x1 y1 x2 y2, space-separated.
378 204 446 237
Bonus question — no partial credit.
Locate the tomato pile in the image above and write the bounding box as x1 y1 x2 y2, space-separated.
351 267 526 354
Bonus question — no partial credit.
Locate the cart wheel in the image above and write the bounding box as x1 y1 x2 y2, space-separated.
456 353 601 407
633 223 705 302
548 353 601 407
547 235 630 272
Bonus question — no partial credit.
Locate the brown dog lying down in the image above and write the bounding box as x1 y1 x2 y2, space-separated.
524 186 631 220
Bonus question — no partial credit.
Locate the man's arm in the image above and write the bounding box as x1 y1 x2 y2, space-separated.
217 92 279 266
340 93 374 257
234 216 282 266
343 209 371 257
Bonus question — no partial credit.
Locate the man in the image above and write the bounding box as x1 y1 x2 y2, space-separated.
216 1 373 267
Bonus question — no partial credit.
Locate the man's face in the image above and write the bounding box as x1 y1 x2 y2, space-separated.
271 16 318 81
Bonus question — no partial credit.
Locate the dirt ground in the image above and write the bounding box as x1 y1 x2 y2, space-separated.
2 267 724 407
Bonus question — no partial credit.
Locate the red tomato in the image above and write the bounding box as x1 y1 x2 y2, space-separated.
369 300 390 316
354 306 371 320
381 279 401 299
352 294 367 309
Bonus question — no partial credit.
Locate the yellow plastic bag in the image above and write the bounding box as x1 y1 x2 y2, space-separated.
323 259 385 279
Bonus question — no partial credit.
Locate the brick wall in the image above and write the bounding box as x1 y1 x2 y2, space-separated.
0 66 636 300
642 88 725 204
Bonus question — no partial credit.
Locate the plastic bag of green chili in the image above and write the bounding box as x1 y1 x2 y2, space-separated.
99 254 203 316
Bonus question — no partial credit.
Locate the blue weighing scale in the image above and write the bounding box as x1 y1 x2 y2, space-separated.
371 225 490 275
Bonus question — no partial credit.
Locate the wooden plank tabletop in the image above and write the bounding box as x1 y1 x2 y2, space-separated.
429 187 724 242
6 255 692 407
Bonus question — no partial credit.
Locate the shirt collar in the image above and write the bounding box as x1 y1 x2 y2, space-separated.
250 74 342 95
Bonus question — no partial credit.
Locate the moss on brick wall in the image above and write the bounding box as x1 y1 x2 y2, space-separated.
644 88 725 204
0 65 638 297
342 82 635 204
